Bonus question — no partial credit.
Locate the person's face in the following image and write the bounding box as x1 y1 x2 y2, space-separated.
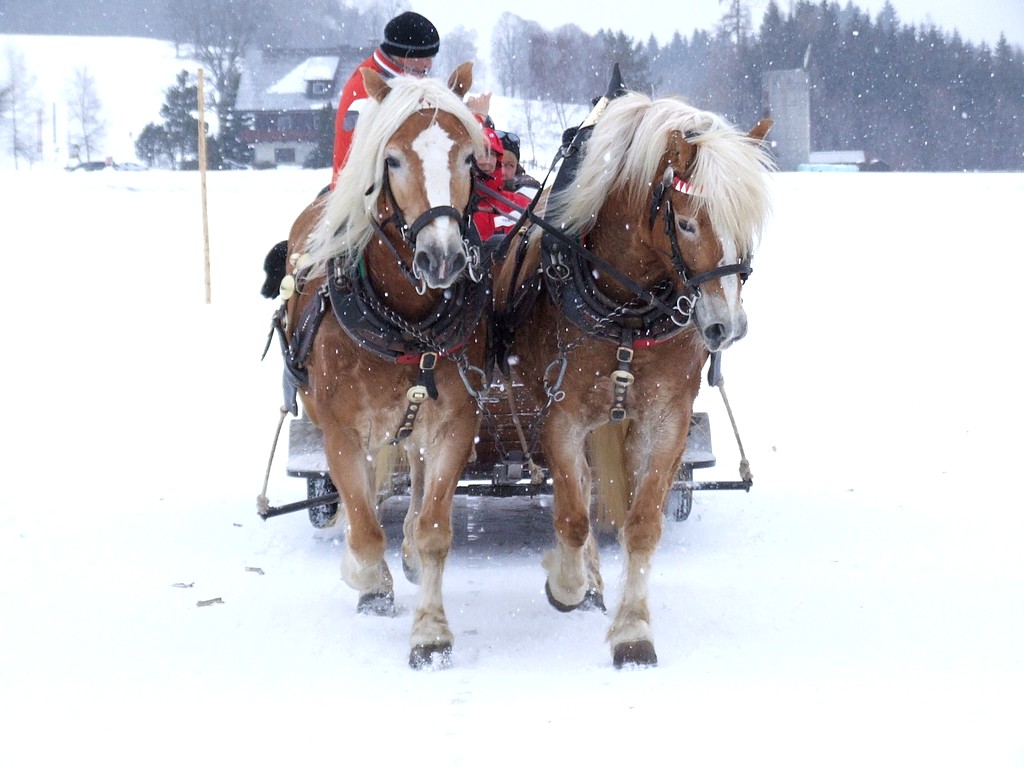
500 152 518 181
393 56 433 77
477 147 497 175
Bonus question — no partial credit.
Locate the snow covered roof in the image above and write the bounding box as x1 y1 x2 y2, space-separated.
808 150 866 165
267 56 339 95
236 46 366 113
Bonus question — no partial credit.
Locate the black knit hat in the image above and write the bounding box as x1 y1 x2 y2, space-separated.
380 12 440 59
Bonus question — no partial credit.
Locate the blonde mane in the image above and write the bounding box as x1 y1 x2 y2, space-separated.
303 75 484 278
547 92 775 255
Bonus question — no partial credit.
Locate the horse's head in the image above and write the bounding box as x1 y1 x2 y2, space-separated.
649 117 774 351
305 62 485 290
544 94 774 353
365 63 479 289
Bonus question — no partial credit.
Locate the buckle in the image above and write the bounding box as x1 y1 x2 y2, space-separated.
406 385 429 403
419 351 438 371
615 346 634 363
610 370 635 386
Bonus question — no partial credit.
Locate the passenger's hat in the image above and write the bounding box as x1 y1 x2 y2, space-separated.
381 12 440 59
496 130 521 160
483 127 504 155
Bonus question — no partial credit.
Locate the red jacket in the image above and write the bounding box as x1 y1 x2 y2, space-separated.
473 173 531 241
331 49 407 186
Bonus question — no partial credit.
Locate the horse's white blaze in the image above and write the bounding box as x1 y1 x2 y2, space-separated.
412 123 458 237
718 237 743 316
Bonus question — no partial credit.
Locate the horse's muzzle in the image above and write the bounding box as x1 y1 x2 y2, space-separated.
696 309 747 352
414 247 468 290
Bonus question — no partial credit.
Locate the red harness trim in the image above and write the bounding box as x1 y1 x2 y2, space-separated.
395 341 465 366
633 337 663 350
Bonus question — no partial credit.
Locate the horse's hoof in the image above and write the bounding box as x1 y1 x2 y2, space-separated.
402 556 420 585
409 642 452 670
356 591 395 617
613 640 658 669
580 588 607 613
545 581 605 613
545 580 578 612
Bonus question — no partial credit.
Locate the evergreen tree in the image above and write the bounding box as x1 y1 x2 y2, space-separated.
135 122 173 168
160 70 200 169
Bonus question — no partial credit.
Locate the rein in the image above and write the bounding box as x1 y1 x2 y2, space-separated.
268 167 490 440
647 168 753 292
496 136 756 427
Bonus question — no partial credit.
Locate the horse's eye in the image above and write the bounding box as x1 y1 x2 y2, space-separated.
385 155 401 169
677 217 697 235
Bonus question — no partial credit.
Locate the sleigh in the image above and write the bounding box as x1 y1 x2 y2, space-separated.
263 351 751 528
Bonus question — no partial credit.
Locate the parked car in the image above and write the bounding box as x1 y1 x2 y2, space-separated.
66 161 109 172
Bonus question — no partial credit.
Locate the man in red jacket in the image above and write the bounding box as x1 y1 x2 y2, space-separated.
330 11 440 186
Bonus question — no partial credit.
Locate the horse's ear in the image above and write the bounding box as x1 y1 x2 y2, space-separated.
363 67 391 103
447 62 474 98
748 118 773 144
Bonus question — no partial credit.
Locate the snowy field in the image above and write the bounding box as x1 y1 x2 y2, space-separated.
1 166 1022 766
2 31 1023 768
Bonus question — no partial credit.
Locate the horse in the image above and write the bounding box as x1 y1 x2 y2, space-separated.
271 63 488 669
493 89 774 668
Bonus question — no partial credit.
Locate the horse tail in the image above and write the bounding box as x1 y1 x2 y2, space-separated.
589 421 631 534
374 442 406 501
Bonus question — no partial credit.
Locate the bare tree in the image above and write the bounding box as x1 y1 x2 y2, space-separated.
491 13 524 97
169 0 271 159
718 0 753 47
357 0 410 45
65 66 106 162
2 47 42 168
433 26 479 82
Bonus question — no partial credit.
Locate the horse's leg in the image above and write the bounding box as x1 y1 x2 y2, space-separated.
607 417 687 667
406 407 477 669
541 416 604 611
322 426 394 616
401 447 425 584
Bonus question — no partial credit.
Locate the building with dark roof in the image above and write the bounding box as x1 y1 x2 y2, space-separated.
236 45 366 167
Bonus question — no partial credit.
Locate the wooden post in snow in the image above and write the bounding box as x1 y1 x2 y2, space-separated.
197 67 211 303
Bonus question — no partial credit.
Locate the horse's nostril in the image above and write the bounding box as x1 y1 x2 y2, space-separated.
705 323 726 348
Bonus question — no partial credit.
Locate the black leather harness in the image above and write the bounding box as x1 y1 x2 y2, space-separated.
492 99 753 422
265 163 490 441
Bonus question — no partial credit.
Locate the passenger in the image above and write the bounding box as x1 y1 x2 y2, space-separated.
261 12 492 298
331 11 441 186
496 130 541 198
473 126 530 243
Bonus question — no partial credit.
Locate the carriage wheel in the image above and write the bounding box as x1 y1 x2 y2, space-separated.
306 474 339 528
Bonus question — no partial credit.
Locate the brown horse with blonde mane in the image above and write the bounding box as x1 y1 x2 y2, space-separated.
494 88 775 667
271 63 487 669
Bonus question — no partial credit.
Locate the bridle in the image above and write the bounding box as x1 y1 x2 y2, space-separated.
646 166 753 304
369 163 480 292
268 140 490 427
495 158 757 424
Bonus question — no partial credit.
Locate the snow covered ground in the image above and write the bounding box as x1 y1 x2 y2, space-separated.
2 163 1022 767
2 32 1023 768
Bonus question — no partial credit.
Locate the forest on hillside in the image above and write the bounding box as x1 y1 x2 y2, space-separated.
493 2 1024 170
3 0 1022 170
